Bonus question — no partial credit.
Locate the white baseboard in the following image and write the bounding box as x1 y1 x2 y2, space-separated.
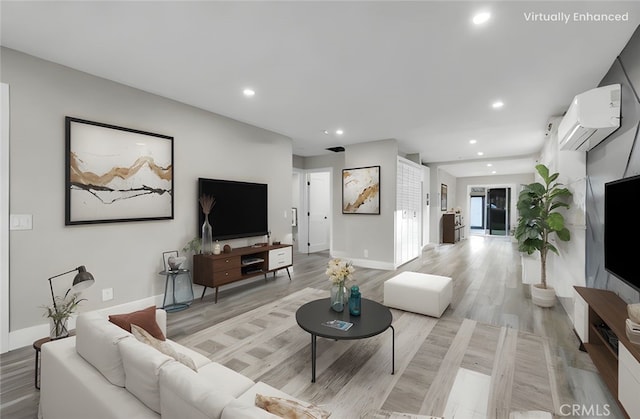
330 251 395 271
6 294 164 352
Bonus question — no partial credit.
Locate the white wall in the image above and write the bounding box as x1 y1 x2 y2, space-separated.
1 83 10 353
333 139 398 269
539 130 587 318
427 167 457 244
2 48 293 348
297 140 399 269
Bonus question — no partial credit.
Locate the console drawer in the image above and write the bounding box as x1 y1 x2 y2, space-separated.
212 257 241 272
213 268 242 285
268 247 292 271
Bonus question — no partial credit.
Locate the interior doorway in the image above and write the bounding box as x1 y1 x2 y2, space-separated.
469 195 485 230
296 169 331 254
487 188 510 236
307 171 330 253
469 187 486 235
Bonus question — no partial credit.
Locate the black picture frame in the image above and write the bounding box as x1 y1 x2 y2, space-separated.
162 250 179 272
342 165 381 214
65 117 174 225
441 184 448 211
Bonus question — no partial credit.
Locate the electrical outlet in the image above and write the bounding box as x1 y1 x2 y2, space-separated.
364 249 368 258
102 288 113 302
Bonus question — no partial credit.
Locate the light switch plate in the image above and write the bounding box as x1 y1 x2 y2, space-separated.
10 214 32 230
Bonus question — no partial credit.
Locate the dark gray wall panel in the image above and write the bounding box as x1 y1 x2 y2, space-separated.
586 25 640 303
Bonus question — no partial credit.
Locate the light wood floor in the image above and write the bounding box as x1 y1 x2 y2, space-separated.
0 236 622 418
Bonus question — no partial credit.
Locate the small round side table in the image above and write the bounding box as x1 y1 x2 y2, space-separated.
33 330 75 389
159 269 194 312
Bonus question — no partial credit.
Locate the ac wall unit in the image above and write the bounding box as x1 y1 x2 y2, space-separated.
558 84 621 151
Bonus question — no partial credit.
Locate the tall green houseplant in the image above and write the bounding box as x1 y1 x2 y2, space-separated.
515 164 572 290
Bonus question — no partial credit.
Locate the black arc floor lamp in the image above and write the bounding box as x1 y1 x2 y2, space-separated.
48 266 95 311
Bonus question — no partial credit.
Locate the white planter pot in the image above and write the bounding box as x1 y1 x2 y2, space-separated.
531 284 556 308
520 253 540 285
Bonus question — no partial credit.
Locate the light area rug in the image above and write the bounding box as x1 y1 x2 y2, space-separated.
176 288 558 419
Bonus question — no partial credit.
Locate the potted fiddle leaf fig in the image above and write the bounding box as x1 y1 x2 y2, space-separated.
515 164 572 307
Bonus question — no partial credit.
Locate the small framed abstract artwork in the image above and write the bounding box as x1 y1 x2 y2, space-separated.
342 165 380 214
441 184 448 211
65 117 174 225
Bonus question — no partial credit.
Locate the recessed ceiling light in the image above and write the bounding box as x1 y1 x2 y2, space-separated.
335 129 344 136
243 88 255 97
323 130 329 135
492 170 497 174
469 139 477 144
487 163 492 167
492 101 504 109
473 12 491 25
477 151 484 156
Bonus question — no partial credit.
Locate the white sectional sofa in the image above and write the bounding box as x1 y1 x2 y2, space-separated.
38 307 310 419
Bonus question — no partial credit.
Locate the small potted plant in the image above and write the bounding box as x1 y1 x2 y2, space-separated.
43 293 85 339
182 237 202 255
515 164 572 307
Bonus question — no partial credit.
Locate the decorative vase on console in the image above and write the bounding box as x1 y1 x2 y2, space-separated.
199 194 216 255
326 258 355 312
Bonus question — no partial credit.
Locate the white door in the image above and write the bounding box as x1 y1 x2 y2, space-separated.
307 171 330 253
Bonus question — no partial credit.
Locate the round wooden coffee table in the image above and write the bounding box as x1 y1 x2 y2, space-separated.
295 298 394 382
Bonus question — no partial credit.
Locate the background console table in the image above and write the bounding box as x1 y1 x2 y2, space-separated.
442 213 464 244
193 244 292 303
574 286 640 418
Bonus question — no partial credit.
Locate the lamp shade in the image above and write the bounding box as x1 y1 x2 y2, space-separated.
71 266 95 292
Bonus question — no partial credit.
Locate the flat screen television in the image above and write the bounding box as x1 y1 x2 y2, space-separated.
198 178 268 241
604 174 640 292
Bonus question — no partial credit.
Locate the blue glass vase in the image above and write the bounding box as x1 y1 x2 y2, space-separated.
330 281 347 312
349 285 361 316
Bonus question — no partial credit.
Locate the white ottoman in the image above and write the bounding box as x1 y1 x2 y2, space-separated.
383 271 452 318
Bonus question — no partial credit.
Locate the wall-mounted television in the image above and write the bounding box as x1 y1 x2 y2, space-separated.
604 174 640 292
198 178 268 241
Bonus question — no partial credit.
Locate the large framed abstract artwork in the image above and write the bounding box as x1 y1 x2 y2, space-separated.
65 117 174 225
342 165 380 214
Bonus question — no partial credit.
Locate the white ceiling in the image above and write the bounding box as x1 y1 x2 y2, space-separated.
2 1 639 177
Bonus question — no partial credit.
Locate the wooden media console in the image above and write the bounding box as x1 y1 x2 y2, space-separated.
193 244 293 303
